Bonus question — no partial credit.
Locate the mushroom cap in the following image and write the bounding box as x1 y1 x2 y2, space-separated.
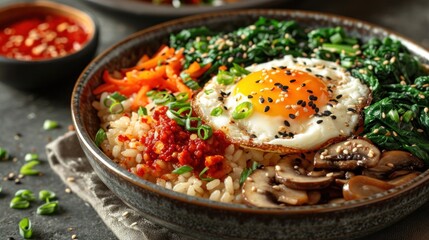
314 139 381 170
343 175 395 201
275 157 333 190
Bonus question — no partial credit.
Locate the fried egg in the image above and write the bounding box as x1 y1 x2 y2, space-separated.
193 56 370 153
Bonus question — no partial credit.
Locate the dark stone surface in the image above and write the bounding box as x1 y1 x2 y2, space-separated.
0 0 428 239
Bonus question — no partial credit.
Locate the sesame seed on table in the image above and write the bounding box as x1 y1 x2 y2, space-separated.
0 0 429 239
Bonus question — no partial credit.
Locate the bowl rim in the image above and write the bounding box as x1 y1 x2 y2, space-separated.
72 9 429 215
0 0 99 63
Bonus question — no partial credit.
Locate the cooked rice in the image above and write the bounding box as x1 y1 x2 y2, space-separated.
94 95 284 204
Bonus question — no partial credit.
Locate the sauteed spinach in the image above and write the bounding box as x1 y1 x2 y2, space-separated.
170 17 429 163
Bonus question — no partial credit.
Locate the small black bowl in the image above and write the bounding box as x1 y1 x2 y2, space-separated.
0 1 98 89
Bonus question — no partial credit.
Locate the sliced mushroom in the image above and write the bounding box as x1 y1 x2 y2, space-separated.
343 175 395 200
363 151 424 179
275 157 333 190
307 191 322 205
242 166 308 208
387 172 420 186
314 139 381 170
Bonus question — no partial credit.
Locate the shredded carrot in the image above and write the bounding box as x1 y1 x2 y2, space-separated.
93 45 210 109
218 65 227 71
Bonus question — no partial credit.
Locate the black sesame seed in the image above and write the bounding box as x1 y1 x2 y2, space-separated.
248 95 253 99
315 107 320 113
274 82 282 86
267 97 273 103
317 120 323 124
331 115 337 120
286 70 292 75
330 99 339 103
250 134 257 138
218 96 224 101
259 97 265 104
264 106 270 112
327 103 333 107
289 79 296 83
309 95 318 101
289 114 296 119
255 80 261 83
282 86 289 92
327 76 332 80
316 74 323 78
301 101 307 107
297 100 303 105
288 132 295 138
284 120 290 127
279 66 287 69
348 108 357 113
223 106 228 110
336 94 343 99
306 90 313 94
301 83 306 87
305 68 312 72
323 110 332 116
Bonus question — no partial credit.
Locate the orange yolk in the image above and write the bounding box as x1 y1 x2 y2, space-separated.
233 68 329 121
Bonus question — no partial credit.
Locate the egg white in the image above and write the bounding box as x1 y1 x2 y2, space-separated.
193 55 370 152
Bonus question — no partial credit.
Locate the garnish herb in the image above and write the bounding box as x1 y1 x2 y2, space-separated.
204 89 214 95
15 189 36 201
138 106 148 116
37 201 59 215
184 79 200 90
109 92 127 102
0 147 8 160
172 165 193 175
19 217 33 239
197 124 213 140
24 153 39 162
20 161 40 176
39 190 56 202
232 102 253 120
239 161 261 185
216 70 235 85
109 101 125 114
175 92 189 102
185 117 202 131
43 120 59 130
10 197 30 209
210 107 223 116
199 167 214 182
95 128 107 147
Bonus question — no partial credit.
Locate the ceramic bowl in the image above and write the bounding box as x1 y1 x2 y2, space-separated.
0 1 98 89
71 10 429 240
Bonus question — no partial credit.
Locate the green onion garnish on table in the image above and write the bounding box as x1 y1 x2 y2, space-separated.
43 119 59 130
0 147 9 160
37 201 59 215
39 190 56 202
20 161 41 176
24 153 39 162
19 217 33 239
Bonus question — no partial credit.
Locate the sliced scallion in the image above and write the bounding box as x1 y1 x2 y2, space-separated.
15 189 36 201
197 125 212 140
388 109 400 123
172 165 193 175
19 217 32 239
138 106 148 116
239 161 261 185
37 201 59 215
146 90 157 97
329 33 343 44
43 120 59 130
184 79 200 90
20 160 40 176
176 92 189 102
199 167 214 182
402 110 414 123
185 117 202 131
210 107 223 116
321 43 358 56
0 147 8 160
10 196 30 209
39 190 56 202
109 101 125 114
232 102 253 120
204 89 214 95
153 91 175 105
24 153 39 162
230 63 250 76
216 70 235 85
95 128 107 147
109 92 127 102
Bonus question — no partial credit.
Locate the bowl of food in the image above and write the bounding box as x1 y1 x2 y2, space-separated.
0 1 98 89
72 10 429 239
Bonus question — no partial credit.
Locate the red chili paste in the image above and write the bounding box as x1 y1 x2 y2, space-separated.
0 14 89 60
138 106 231 178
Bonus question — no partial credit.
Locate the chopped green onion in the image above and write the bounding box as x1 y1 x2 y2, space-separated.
146 90 157 97
210 107 223 116
138 106 148 116
20 160 40 176
402 110 414 123
109 101 125 114
184 79 201 90
43 120 59 130
153 91 175 105
10 197 30 209
216 70 235 85
0 147 8 160
95 128 107 147
37 201 59 215
199 167 214 182
204 89 214 95
19 217 32 239
321 43 358 56
388 109 400 123
185 117 202 131
232 102 253 120
24 153 39 162
239 161 261 185
39 190 56 202
230 63 250 76
176 92 189 102
329 33 343 44
166 110 186 126
197 125 213 140
172 165 193 175
109 92 127 102
15 189 36 201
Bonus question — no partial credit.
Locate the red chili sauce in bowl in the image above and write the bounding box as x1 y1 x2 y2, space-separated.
0 14 89 60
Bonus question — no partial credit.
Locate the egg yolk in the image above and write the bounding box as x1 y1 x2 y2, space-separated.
233 68 329 120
